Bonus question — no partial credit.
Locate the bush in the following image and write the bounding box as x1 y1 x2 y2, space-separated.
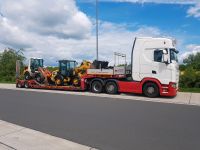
179 52 200 89
0 48 25 82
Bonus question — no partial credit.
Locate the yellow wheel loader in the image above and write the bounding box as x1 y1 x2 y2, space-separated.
51 60 91 86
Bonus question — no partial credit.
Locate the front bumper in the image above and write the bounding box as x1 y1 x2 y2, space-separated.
160 82 178 97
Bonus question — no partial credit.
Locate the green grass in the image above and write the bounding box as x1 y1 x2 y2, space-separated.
0 80 15 84
179 88 200 93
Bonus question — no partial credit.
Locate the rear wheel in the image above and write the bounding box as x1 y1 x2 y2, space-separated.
143 82 159 98
105 82 118 94
91 81 103 93
73 77 80 87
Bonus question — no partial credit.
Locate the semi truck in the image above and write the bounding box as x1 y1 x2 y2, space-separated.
16 37 179 98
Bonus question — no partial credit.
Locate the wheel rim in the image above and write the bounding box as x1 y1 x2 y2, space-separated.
94 83 101 92
17 83 21 88
56 79 61 85
147 86 155 94
107 84 115 93
25 75 29 80
25 83 28 88
37 77 41 82
73 78 79 86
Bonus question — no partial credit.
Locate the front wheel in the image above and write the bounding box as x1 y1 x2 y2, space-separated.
91 81 103 93
143 82 159 98
24 72 31 80
35 73 44 83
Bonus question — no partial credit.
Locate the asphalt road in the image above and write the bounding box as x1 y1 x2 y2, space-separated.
0 89 200 150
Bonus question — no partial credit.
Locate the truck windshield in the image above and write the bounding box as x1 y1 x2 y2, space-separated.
170 49 178 63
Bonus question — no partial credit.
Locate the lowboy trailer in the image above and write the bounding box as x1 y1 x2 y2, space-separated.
16 37 179 98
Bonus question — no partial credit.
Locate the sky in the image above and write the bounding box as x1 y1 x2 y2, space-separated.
0 0 200 66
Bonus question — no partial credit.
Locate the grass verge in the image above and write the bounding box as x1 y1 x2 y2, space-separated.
0 81 15 84
179 88 200 93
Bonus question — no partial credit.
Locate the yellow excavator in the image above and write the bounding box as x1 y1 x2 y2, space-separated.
50 60 92 86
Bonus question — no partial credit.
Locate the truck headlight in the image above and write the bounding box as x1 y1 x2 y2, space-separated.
171 83 177 88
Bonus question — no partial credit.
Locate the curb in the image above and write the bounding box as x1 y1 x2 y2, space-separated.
0 120 98 150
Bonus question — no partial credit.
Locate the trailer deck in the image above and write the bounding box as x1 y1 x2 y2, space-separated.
16 79 84 91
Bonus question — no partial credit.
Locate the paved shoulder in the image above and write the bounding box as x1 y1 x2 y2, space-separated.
0 120 97 150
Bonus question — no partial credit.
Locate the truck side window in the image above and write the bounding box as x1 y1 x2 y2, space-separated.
154 50 163 62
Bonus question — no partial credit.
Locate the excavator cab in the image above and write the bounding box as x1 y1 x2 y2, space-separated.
30 58 43 73
58 60 77 77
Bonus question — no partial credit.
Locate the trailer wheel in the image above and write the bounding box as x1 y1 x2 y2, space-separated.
24 72 31 80
143 82 159 98
91 81 103 93
105 82 118 94
24 81 29 88
16 82 22 88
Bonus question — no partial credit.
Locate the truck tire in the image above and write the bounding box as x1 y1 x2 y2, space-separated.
16 82 22 88
105 81 118 94
143 82 159 98
24 72 31 80
91 81 103 93
24 81 29 88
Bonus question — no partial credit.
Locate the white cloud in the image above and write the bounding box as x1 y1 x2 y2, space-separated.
0 0 171 66
24 21 163 66
180 44 200 62
187 3 200 18
0 0 92 39
81 0 198 4
96 22 162 64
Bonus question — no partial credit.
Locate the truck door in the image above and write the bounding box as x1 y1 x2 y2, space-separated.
152 49 172 84
139 48 153 79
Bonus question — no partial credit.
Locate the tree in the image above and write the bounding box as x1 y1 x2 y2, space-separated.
179 64 186 71
183 52 200 70
179 52 200 88
0 48 25 82
179 67 197 88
